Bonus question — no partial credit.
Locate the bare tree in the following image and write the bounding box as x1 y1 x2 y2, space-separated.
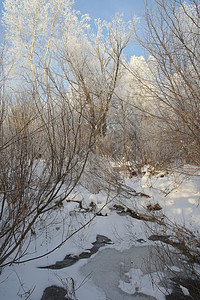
57 15 135 137
123 0 200 288
0 1 135 268
0 88 95 267
132 0 200 167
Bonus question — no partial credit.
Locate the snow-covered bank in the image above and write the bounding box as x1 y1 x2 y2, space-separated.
0 165 200 299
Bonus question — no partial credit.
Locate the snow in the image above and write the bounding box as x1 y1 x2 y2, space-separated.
119 269 167 300
180 285 190 296
0 165 200 299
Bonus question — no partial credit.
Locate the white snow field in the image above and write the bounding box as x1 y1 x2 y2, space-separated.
0 165 200 299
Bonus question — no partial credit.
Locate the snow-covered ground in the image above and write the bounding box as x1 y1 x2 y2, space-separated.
0 165 200 299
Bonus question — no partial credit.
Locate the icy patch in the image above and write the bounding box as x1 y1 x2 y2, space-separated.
80 246 169 300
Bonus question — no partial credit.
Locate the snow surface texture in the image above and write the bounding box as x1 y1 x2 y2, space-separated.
0 165 200 299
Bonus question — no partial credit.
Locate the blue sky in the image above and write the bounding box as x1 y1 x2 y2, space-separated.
0 1 3 17
0 0 145 21
0 0 146 56
73 0 145 56
73 0 145 21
